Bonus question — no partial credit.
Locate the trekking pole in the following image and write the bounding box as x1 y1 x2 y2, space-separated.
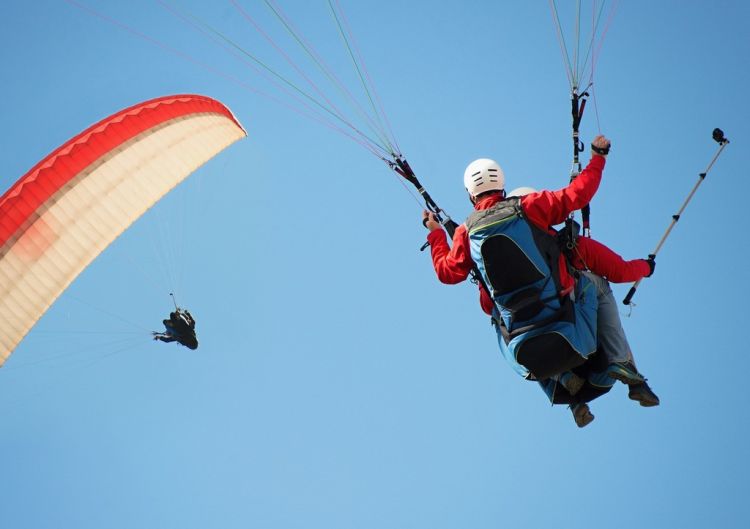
623 128 730 305
170 292 179 310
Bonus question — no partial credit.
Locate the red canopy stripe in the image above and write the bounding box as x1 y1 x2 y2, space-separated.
0 94 244 248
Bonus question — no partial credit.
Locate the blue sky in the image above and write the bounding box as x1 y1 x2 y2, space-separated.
1 2 748 528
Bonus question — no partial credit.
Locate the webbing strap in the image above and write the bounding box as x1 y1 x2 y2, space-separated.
570 88 591 237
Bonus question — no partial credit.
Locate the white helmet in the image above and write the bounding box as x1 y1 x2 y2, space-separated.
463 158 505 198
507 186 537 198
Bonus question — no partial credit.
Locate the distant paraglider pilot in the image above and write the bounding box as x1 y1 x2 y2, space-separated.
153 308 198 350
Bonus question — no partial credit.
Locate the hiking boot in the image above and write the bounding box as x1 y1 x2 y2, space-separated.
607 361 645 385
560 372 585 396
571 403 595 428
628 381 660 407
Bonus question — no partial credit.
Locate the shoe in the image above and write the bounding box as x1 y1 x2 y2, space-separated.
628 381 660 407
560 372 585 396
607 361 645 385
571 403 595 428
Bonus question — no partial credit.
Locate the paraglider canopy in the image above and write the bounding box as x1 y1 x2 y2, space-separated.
0 94 246 367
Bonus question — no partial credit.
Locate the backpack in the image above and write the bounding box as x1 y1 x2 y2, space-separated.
465 197 598 379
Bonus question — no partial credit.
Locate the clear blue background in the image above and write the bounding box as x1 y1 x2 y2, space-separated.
1 2 748 528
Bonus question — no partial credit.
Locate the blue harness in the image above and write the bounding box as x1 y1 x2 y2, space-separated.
465 197 598 379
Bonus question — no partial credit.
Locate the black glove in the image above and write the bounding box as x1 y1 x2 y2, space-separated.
591 143 611 155
645 254 656 277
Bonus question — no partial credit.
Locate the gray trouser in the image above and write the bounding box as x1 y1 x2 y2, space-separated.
581 271 635 365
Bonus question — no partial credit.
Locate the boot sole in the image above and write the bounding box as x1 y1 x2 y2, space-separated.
629 392 660 407
572 404 595 428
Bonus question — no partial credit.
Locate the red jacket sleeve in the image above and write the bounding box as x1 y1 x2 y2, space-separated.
521 155 605 228
426 224 474 284
572 236 651 283
427 226 496 315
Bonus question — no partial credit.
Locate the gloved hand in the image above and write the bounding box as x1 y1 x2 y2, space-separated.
591 135 611 156
645 254 656 277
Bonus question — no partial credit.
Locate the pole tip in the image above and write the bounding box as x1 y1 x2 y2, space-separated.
712 128 727 144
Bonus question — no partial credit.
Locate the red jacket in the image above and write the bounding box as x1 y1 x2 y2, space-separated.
426 156 650 315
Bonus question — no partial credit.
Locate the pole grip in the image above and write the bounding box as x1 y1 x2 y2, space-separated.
623 285 637 306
